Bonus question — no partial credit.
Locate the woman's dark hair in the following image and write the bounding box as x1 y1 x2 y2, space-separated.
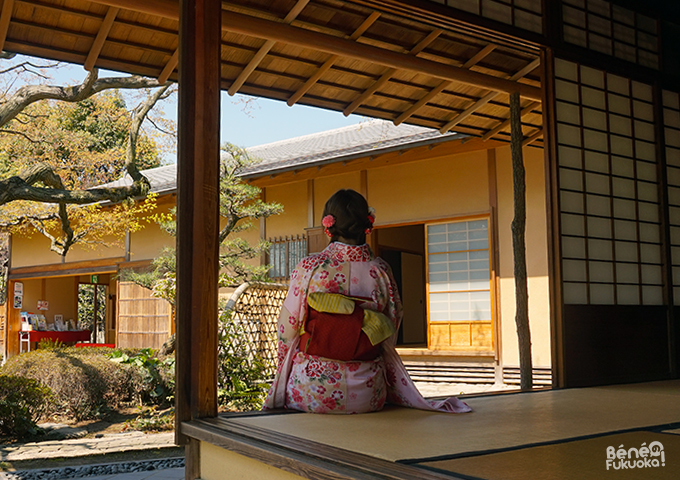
322 189 372 244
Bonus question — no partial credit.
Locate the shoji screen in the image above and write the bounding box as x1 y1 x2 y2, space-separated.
553 58 670 386
664 91 680 304
561 0 659 70
555 59 662 306
422 0 543 34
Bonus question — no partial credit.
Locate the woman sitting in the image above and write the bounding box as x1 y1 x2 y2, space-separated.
264 189 471 414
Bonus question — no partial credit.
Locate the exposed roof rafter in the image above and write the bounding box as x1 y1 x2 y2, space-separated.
227 0 309 96
482 101 540 141
287 11 381 107
84 6 119 71
393 43 496 126
439 57 540 133
342 28 442 116
0 0 14 52
158 48 178 83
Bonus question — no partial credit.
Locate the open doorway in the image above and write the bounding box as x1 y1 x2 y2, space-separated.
374 225 427 347
78 283 107 344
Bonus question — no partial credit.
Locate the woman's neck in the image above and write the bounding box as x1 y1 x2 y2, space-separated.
334 236 361 245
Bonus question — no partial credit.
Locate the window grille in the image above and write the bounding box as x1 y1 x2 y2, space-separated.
268 235 307 280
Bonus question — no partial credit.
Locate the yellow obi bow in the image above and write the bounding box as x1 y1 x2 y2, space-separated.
306 292 396 346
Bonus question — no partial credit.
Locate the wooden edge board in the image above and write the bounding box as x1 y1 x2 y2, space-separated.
182 417 465 480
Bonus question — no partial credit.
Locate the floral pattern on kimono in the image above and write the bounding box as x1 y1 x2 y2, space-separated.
264 242 471 414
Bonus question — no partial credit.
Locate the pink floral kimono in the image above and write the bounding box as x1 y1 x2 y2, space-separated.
263 242 471 414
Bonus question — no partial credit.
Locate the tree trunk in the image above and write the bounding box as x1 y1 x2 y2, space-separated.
509 92 533 391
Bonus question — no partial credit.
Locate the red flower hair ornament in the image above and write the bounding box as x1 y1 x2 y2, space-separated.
322 214 335 237
365 207 376 235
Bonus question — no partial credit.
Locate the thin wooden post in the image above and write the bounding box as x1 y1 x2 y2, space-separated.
509 91 533 391
175 0 221 467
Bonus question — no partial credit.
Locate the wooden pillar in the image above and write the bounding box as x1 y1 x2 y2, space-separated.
175 0 221 462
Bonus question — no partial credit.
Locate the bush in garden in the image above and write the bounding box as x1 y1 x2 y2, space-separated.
109 348 175 406
0 375 53 439
0 347 144 421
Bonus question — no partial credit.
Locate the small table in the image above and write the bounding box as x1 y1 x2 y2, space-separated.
19 330 91 353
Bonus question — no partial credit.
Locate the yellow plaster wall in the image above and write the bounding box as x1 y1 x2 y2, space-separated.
65 236 125 263
495 145 551 368
367 151 489 225
200 441 306 480
128 197 176 261
43 276 78 324
313 172 362 226
10 234 63 268
265 181 311 237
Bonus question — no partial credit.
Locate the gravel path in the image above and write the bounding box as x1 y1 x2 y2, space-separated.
0 457 185 480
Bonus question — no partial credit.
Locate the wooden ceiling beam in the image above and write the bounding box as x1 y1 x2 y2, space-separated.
0 0 14 52
287 11 380 107
90 1 542 100
84 6 119 71
393 43 496 126
219 10 543 101
439 57 540 133
227 0 309 96
342 28 442 116
482 101 540 141
158 48 178 83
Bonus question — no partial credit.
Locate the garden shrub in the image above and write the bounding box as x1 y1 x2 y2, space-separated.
109 348 175 406
0 375 53 439
0 347 144 421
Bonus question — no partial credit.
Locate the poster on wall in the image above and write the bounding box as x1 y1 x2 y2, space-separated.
13 294 22 309
0 233 8 306
37 300 49 311
14 282 23 296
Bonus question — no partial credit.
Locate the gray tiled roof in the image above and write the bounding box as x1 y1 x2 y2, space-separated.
102 163 177 194
104 119 463 193
241 119 462 176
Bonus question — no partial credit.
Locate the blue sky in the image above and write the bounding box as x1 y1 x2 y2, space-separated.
19 55 365 150
220 94 365 148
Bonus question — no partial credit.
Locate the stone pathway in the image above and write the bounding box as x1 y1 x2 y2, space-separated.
0 431 175 462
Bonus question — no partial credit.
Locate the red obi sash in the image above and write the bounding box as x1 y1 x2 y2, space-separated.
300 302 383 361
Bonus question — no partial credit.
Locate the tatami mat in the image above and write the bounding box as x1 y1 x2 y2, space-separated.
417 431 679 480
232 381 680 462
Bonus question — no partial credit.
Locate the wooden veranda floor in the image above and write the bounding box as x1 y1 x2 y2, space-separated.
183 380 680 479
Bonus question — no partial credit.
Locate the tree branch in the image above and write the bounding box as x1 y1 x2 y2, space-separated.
0 128 40 143
127 84 172 186
0 69 169 128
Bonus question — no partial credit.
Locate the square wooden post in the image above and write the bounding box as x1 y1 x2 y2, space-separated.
175 0 221 460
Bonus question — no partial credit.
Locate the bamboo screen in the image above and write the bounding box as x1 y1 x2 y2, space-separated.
117 282 172 350
664 90 680 304
562 0 659 70
554 58 663 305
222 282 288 379
424 0 543 34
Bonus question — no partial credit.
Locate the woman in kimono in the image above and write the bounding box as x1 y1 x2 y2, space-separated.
264 189 471 414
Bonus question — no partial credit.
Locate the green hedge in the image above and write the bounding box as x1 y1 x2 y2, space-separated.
1 347 146 421
0 375 52 438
